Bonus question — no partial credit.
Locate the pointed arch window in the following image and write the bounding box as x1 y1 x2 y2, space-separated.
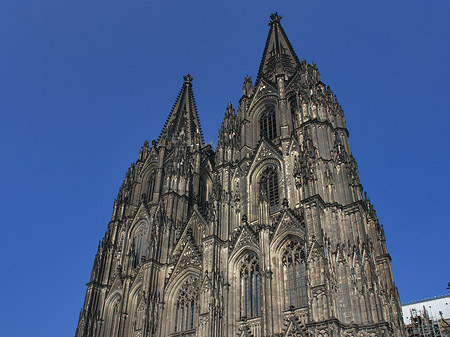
260 105 277 140
107 296 121 336
289 95 298 129
199 176 207 209
133 225 148 266
282 241 307 309
260 166 280 211
174 277 198 332
135 301 144 332
128 290 144 335
147 172 155 201
240 254 261 319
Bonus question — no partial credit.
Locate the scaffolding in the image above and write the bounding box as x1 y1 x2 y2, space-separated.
406 307 450 337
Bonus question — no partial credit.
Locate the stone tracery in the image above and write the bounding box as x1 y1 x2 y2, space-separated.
174 276 199 333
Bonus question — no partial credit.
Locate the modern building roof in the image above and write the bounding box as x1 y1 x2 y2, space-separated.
402 294 450 324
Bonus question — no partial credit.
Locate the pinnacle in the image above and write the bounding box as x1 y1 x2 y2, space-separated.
226 102 234 113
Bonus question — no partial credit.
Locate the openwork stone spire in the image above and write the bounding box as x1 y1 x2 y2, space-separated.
256 12 301 85
159 74 203 147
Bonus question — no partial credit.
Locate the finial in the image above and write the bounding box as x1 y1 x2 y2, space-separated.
269 12 282 26
183 74 193 84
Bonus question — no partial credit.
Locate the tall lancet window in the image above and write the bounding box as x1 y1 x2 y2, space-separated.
260 166 280 211
289 95 298 129
174 277 198 332
147 172 155 201
133 225 147 266
282 240 307 309
240 254 261 319
108 296 121 336
260 104 277 140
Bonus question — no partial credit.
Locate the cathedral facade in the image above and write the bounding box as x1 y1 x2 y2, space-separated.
76 13 405 337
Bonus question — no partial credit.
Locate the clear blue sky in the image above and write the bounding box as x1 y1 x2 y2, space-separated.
0 1 449 336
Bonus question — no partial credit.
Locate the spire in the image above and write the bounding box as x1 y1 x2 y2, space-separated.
158 74 204 147
256 13 301 85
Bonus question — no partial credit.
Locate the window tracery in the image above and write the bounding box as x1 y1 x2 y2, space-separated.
240 254 261 319
289 95 299 129
147 172 155 201
282 240 307 309
107 296 121 336
259 105 277 140
174 276 198 332
260 166 280 211
134 302 145 333
129 291 144 334
133 225 148 266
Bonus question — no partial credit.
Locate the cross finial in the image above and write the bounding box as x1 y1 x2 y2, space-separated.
269 12 282 26
183 74 193 84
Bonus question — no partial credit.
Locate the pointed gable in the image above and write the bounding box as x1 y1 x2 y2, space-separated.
230 224 259 256
158 74 204 147
248 79 278 116
248 139 283 183
256 13 301 86
108 272 123 297
282 315 305 337
171 208 208 260
169 235 202 281
128 202 153 240
132 202 152 225
272 210 305 241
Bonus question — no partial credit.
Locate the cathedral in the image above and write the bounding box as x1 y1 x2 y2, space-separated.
75 13 405 337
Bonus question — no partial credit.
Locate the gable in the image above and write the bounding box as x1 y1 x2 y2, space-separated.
171 209 208 260
282 317 305 337
167 236 202 287
271 210 305 243
248 139 283 184
229 225 259 258
248 79 278 116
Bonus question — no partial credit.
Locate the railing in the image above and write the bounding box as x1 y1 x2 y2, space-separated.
169 329 196 337
239 317 262 337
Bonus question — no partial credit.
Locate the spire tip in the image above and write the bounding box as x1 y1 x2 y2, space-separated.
269 12 282 26
183 74 193 84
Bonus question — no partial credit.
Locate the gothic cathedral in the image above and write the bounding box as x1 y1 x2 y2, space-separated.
76 13 405 337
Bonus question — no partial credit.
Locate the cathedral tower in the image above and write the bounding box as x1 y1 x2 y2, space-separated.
76 13 405 337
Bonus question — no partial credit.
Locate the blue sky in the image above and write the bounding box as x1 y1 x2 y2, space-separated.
0 1 449 336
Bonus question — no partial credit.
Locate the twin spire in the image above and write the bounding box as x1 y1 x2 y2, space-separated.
158 73 203 148
159 13 300 146
256 12 301 85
